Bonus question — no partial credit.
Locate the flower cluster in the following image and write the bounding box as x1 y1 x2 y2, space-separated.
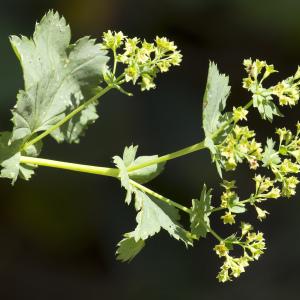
243 58 300 121
217 125 262 171
202 60 300 282
214 224 266 282
252 174 280 220
101 30 182 91
219 180 242 225
253 124 300 198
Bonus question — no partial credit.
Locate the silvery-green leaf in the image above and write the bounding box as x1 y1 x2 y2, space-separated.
10 11 109 144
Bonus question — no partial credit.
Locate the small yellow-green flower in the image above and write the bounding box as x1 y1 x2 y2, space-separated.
102 30 125 49
241 222 253 236
233 106 248 123
214 242 229 258
255 206 269 221
221 211 236 225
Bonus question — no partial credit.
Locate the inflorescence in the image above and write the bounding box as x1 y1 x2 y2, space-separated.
1 12 300 284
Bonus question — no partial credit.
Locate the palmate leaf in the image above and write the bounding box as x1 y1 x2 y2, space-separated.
114 145 192 261
10 11 109 144
116 190 193 262
132 191 192 245
202 62 231 154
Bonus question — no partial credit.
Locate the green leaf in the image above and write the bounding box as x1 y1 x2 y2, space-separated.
190 184 212 239
113 145 139 205
253 93 282 122
230 204 246 214
262 138 281 167
0 132 21 184
115 184 192 263
123 145 139 167
116 234 145 262
207 113 234 177
113 145 166 204
19 164 36 181
0 132 42 183
52 94 100 144
224 233 237 250
202 61 231 140
226 192 247 214
202 62 231 176
128 155 166 184
10 11 109 144
113 154 133 205
132 190 192 246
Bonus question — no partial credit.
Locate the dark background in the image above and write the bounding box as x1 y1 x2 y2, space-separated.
0 0 300 299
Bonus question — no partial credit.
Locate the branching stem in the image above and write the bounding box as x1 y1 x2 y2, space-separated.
127 141 206 172
22 74 125 151
20 155 224 242
20 156 119 177
129 179 191 213
22 85 113 151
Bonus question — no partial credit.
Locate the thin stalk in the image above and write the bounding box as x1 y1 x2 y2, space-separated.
112 48 118 76
19 140 206 182
22 73 125 151
127 140 206 172
208 228 223 242
128 99 254 172
129 179 191 214
20 155 223 242
20 156 119 178
209 196 256 214
129 180 223 242
22 84 114 150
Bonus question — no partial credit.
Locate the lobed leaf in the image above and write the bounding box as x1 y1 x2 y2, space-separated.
253 93 282 122
116 234 145 262
0 132 22 184
202 62 231 176
190 184 212 239
132 190 192 245
10 11 109 144
113 155 133 205
0 132 42 183
202 61 231 144
262 138 281 167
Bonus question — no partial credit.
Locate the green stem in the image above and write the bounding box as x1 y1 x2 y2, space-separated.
20 156 119 178
19 155 191 213
208 228 223 242
127 141 206 172
128 99 254 173
22 84 113 150
112 48 118 76
129 179 191 214
20 155 223 242
22 74 125 151
209 196 256 214
20 140 206 182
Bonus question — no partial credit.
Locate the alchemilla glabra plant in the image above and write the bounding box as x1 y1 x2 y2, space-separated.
1 11 299 282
